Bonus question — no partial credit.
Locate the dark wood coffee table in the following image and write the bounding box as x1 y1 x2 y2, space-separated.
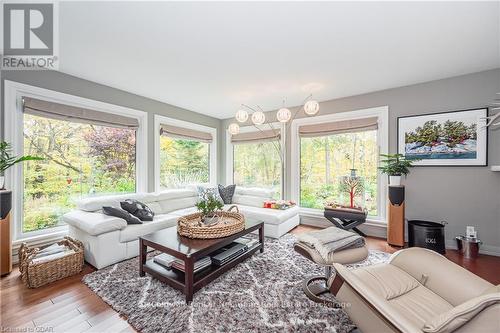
139 219 264 303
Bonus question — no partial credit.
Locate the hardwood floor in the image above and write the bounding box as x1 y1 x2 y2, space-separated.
1 225 499 332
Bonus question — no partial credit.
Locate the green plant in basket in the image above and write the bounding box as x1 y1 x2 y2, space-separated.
196 190 223 222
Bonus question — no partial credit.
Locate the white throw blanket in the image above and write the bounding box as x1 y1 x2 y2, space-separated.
297 227 365 260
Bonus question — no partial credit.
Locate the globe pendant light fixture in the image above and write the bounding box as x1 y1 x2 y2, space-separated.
304 100 320 115
251 111 266 125
276 108 291 123
228 123 240 135
235 109 248 123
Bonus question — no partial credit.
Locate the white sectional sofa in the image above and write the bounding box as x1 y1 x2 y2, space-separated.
63 187 299 269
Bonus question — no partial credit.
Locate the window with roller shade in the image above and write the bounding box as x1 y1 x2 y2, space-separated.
159 124 212 189
22 97 138 233
299 117 379 216
231 129 281 199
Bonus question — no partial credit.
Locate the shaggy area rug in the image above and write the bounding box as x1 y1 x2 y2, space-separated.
83 234 390 333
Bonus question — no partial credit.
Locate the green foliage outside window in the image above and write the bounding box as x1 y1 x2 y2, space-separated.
300 131 378 216
23 114 136 233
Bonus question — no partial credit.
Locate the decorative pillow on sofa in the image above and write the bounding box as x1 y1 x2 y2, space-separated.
120 199 154 221
218 184 236 204
102 206 142 225
197 186 224 204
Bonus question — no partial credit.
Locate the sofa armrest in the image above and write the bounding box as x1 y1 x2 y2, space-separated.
388 247 493 306
332 263 422 333
62 210 128 236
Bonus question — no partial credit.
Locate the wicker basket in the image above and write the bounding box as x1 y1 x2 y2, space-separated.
178 205 245 239
18 236 84 288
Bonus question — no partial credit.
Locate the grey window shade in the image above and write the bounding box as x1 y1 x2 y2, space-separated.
159 124 213 143
298 117 378 138
231 129 280 144
23 97 139 129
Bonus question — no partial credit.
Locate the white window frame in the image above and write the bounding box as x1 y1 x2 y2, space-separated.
4 80 148 242
290 106 389 223
225 123 285 195
154 115 217 191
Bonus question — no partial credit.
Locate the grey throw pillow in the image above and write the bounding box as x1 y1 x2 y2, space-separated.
103 206 142 225
197 186 224 204
218 184 236 204
120 199 154 221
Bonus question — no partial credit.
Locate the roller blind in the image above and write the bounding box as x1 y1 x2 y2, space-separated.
160 124 213 143
231 129 280 144
298 117 378 138
23 97 139 129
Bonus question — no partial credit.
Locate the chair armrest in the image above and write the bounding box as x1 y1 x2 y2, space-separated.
332 263 422 333
62 210 128 236
388 247 493 306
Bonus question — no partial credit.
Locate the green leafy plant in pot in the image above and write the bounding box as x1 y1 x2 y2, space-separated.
195 190 223 225
379 153 419 186
0 141 43 190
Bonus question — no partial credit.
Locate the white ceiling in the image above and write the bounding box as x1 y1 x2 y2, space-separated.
59 1 500 119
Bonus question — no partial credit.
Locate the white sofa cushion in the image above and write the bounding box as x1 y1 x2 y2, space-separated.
169 207 199 216
232 194 267 208
153 189 198 201
63 210 128 235
235 187 275 198
77 193 152 212
157 196 199 214
234 205 300 225
119 214 179 243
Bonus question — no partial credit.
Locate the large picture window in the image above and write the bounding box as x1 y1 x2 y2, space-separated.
23 114 136 233
156 119 216 190
159 137 210 188
291 109 388 220
230 128 282 198
233 141 281 197
300 130 378 215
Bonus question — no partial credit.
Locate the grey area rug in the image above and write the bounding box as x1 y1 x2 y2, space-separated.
83 235 390 333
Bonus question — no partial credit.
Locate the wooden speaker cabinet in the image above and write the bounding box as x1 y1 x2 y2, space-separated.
1 190 12 276
387 185 405 247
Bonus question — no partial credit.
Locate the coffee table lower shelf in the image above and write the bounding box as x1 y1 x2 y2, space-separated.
142 243 263 301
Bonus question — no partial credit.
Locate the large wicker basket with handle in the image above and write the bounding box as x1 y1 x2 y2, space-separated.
178 205 245 239
18 236 84 288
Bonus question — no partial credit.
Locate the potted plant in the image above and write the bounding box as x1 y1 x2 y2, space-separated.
195 190 223 225
0 141 43 190
379 153 419 185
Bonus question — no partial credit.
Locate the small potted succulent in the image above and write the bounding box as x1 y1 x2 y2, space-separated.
196 190 223 225
379 153 419 185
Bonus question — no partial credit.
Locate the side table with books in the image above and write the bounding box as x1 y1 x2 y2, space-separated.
139 219 264 303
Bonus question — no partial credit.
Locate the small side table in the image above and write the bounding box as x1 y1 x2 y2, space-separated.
323 206 367 236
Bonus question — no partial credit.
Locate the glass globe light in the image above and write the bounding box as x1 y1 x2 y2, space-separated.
251 111 266 125
276 108 291 123
228 123 240 135
304 100 320 115
235 109 248 123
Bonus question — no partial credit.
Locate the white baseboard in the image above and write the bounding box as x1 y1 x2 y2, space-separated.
300 214 500 257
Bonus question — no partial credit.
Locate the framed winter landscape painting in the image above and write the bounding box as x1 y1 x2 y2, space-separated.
398 108 488 166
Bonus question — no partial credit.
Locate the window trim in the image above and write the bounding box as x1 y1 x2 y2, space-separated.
154 115 217 191
290 106 389 222
225 123 285 196
4 80 148 241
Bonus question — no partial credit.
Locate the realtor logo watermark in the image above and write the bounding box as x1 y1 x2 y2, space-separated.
2 2 59 70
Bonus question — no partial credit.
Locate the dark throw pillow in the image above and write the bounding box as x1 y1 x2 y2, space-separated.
102 206 142 225
120 199 154 221
218 184 236 204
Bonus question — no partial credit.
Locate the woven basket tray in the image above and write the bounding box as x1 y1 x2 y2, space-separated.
18 236 84 288
178 206 245 239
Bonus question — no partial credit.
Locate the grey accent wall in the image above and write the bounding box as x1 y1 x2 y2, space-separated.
0 70 223 191
222 69 500 253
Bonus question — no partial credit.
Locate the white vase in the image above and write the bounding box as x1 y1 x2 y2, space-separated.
0 176 4 190
389 175 401 186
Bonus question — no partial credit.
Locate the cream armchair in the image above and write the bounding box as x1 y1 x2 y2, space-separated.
330 247 500 333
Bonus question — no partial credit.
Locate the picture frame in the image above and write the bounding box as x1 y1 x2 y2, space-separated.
398 108 488 166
